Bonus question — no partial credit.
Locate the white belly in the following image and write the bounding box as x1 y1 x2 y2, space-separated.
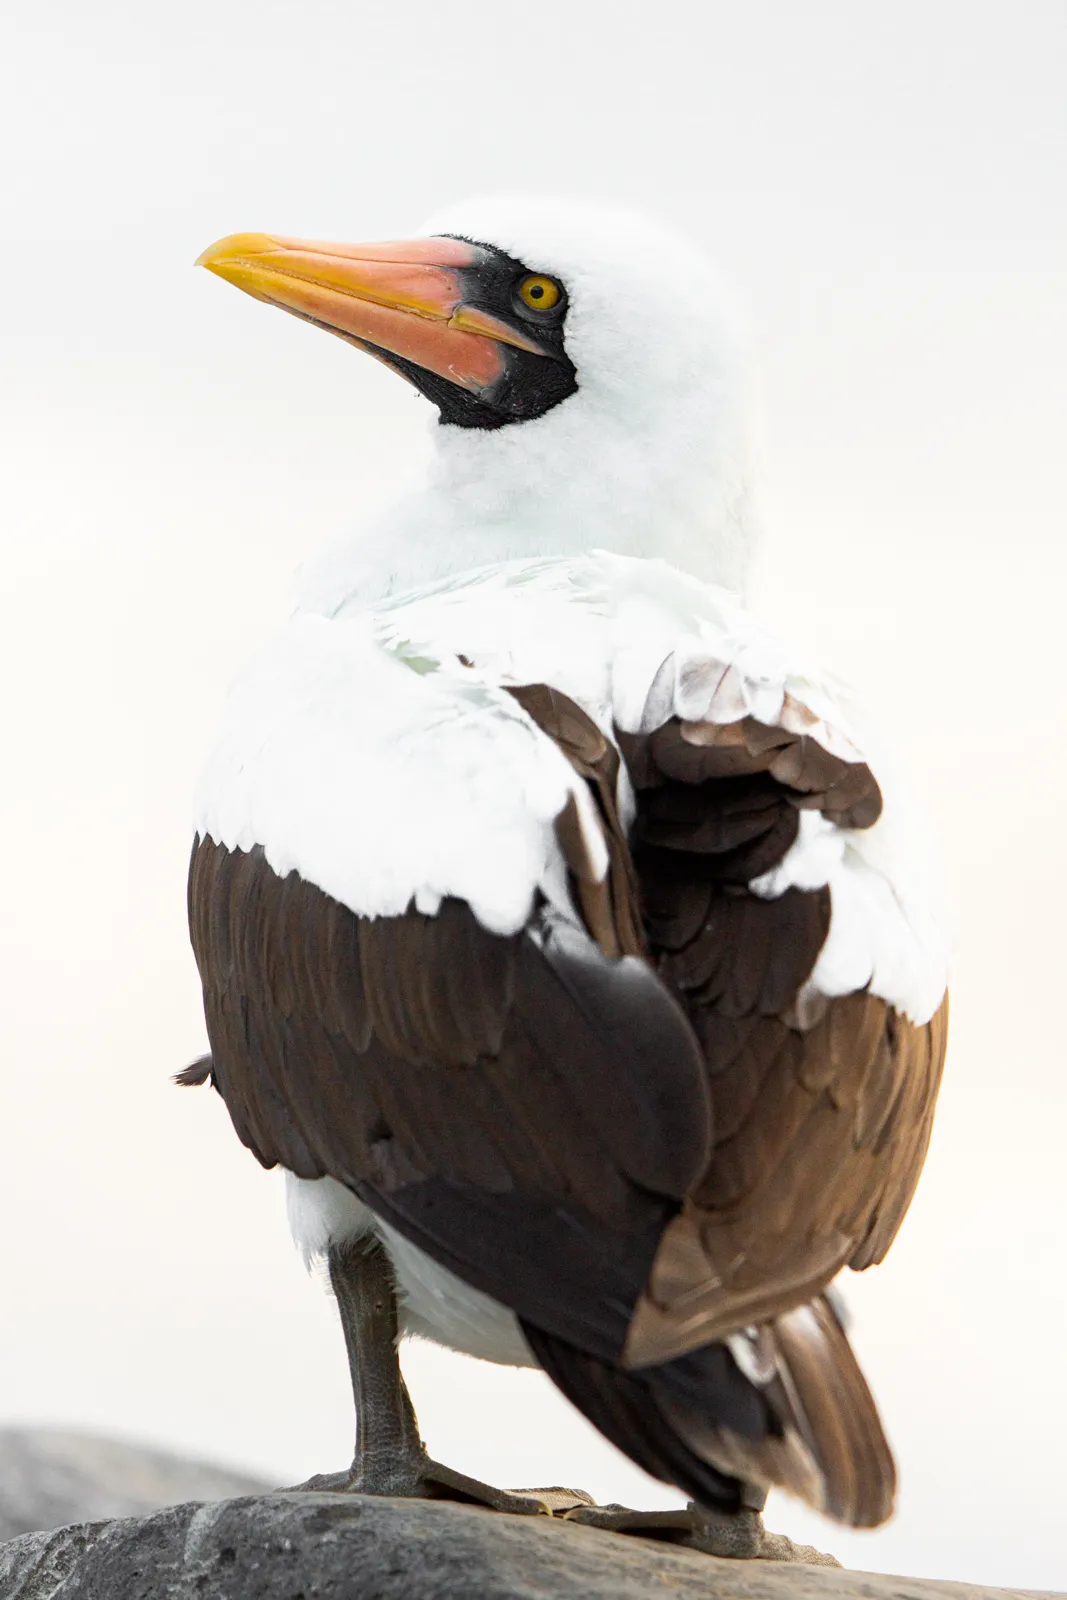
285 1173 537 1370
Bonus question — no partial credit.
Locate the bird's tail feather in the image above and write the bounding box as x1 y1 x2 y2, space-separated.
524 1291 895 1528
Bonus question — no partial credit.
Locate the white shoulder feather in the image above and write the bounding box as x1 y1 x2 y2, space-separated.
197 551 946 1021
194 612 604 935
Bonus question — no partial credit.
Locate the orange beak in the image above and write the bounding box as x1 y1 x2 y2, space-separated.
196 231 549 398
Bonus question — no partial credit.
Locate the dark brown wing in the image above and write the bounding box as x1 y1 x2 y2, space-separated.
499 688 946 1526
512 696 948 1369
188 834 714 1365
189 833 828 1509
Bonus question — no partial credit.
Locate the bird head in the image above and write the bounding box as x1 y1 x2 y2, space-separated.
198 197 760 595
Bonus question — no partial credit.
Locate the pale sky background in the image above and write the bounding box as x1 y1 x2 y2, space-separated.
1 0 1065 1589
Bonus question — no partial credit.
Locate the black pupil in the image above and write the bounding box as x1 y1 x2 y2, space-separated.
530 283 544 299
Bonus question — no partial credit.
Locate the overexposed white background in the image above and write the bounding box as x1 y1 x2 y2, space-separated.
1 1 1064 1588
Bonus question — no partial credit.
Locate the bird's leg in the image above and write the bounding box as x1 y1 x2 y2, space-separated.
329 1232 425 1496
294 1234 592 1516
292 1239 833 1559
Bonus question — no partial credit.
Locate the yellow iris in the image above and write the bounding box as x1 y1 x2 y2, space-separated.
518 274 561 311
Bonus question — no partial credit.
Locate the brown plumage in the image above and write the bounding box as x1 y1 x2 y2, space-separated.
515 691 947 1356
187 684 947 1528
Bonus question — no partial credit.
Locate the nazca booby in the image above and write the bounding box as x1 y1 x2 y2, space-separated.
184 196 948 1559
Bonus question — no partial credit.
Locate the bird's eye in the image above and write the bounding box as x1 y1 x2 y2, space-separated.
517 274 562 312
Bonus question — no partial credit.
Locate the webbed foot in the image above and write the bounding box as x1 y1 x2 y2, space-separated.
565 1500 840 1565
284 1458 593 1516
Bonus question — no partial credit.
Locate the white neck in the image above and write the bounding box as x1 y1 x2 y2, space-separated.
294 386 761 616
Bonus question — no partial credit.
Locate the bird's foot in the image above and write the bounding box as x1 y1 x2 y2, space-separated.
410 1458 595 1517
283 1456 594 1518
565 1501 840 1566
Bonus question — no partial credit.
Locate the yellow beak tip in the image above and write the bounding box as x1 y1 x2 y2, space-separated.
195 232 279 271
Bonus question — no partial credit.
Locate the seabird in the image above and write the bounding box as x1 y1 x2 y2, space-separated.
183 197 948 1559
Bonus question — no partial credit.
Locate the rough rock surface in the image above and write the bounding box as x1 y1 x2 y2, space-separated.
0 1428 269 1543
0 1492 1060 1600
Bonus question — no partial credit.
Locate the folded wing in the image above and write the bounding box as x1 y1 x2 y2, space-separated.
188 583 947 1528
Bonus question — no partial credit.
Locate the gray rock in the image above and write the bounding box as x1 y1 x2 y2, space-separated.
0 1492 1060 1600
0 1428 269 1542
